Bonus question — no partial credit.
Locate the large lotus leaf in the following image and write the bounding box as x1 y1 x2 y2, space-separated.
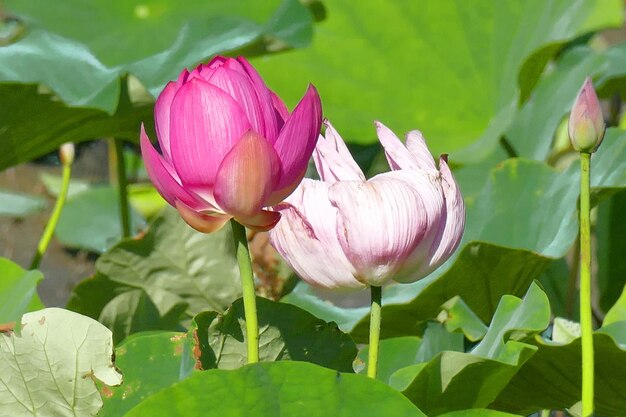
97 290 188 345
98 331 195 417
604 284 626 326
355 337 422 384
0 257 44 324
357 324 463 385
2 0 314 111
56 186 146 253
467 128 626 255
508 43 626 160
438 411 522 417
0 83 152 170
537 258 578 319
597 189 626 312
492 332 626 415
0 189 47 217
124 361 427 417
349 243 551 342
284 243 550 343
0 308 122 417
67 207 241 340
193 297 357 372
251 0 621 161
438 296 489 342
391 283 550 415
464 159 579 258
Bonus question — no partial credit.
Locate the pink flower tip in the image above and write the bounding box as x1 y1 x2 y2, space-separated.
568 76 605 153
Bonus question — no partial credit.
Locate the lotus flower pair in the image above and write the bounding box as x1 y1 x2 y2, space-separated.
142 56 465 288
140 56 322 232
270 121 466 288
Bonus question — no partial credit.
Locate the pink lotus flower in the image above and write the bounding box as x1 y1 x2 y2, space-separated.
269 121 465 288
568 77 605 153
140 56 322 232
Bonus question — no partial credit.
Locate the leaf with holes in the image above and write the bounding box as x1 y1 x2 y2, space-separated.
0 308 121 417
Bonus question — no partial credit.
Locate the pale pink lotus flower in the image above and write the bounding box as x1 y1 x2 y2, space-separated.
140 56 322 232
568 77 605 153
269 121 465 288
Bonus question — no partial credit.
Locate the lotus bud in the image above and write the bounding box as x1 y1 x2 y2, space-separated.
568 77 605 153
140 56 323 233
59 143 75 166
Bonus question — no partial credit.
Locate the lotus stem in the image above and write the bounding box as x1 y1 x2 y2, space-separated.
230 219 259 363
30 144 73 269
368 285 382 378
113 138 131 238
579 151 594 417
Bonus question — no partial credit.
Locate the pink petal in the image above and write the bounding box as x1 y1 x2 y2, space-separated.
418 156 465 275
236 57 281 141
169 78 251 187
270 201 364 289
207 66 278 142
384 169 449 282
328 172 442 286
175 200 231 234
139 124 212 211
273 84 323 190
266 166 307 206
376 121 417 171
213 131 281 218
270 90 290 127
405 130 437 171
236 210 282 232
313 120 365 183
154 81 177 161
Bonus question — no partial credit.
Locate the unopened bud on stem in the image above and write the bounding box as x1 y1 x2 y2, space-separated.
568 77 605 153
59 142 75 166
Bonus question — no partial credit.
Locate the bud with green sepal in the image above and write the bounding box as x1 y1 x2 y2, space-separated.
568 77 605 153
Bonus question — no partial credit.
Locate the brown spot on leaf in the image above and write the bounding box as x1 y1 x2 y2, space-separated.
100 385 114 399
192 329 203 370
169 334 185 342
38 316 46 325
0 322 15 333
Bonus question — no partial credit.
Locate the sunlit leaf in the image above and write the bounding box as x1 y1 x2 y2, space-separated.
0 308 121 417
0 257 44 324
124 361 427 417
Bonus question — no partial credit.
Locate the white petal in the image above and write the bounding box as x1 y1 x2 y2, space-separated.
328 172 442 286
270 185 363 289
313 120 365 183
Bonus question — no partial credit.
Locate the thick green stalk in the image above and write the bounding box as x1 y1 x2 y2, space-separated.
113 138 131 238
230 220 259 363
367 285 382 378
30 156 72 269
579 151 594 417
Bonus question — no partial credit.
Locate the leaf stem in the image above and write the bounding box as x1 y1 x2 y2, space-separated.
230 219 259 363
30 147 73 269
367 285 382 378
113 138 131 238
579 151 594 417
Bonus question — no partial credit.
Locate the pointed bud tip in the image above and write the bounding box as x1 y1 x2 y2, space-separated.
568 77 605 153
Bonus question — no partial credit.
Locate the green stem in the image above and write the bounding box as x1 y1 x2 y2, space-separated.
579 151 594 417
367 285 382 378
30 158 72 269
539 410 550 417
113 138 131 238
230 220 259 363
